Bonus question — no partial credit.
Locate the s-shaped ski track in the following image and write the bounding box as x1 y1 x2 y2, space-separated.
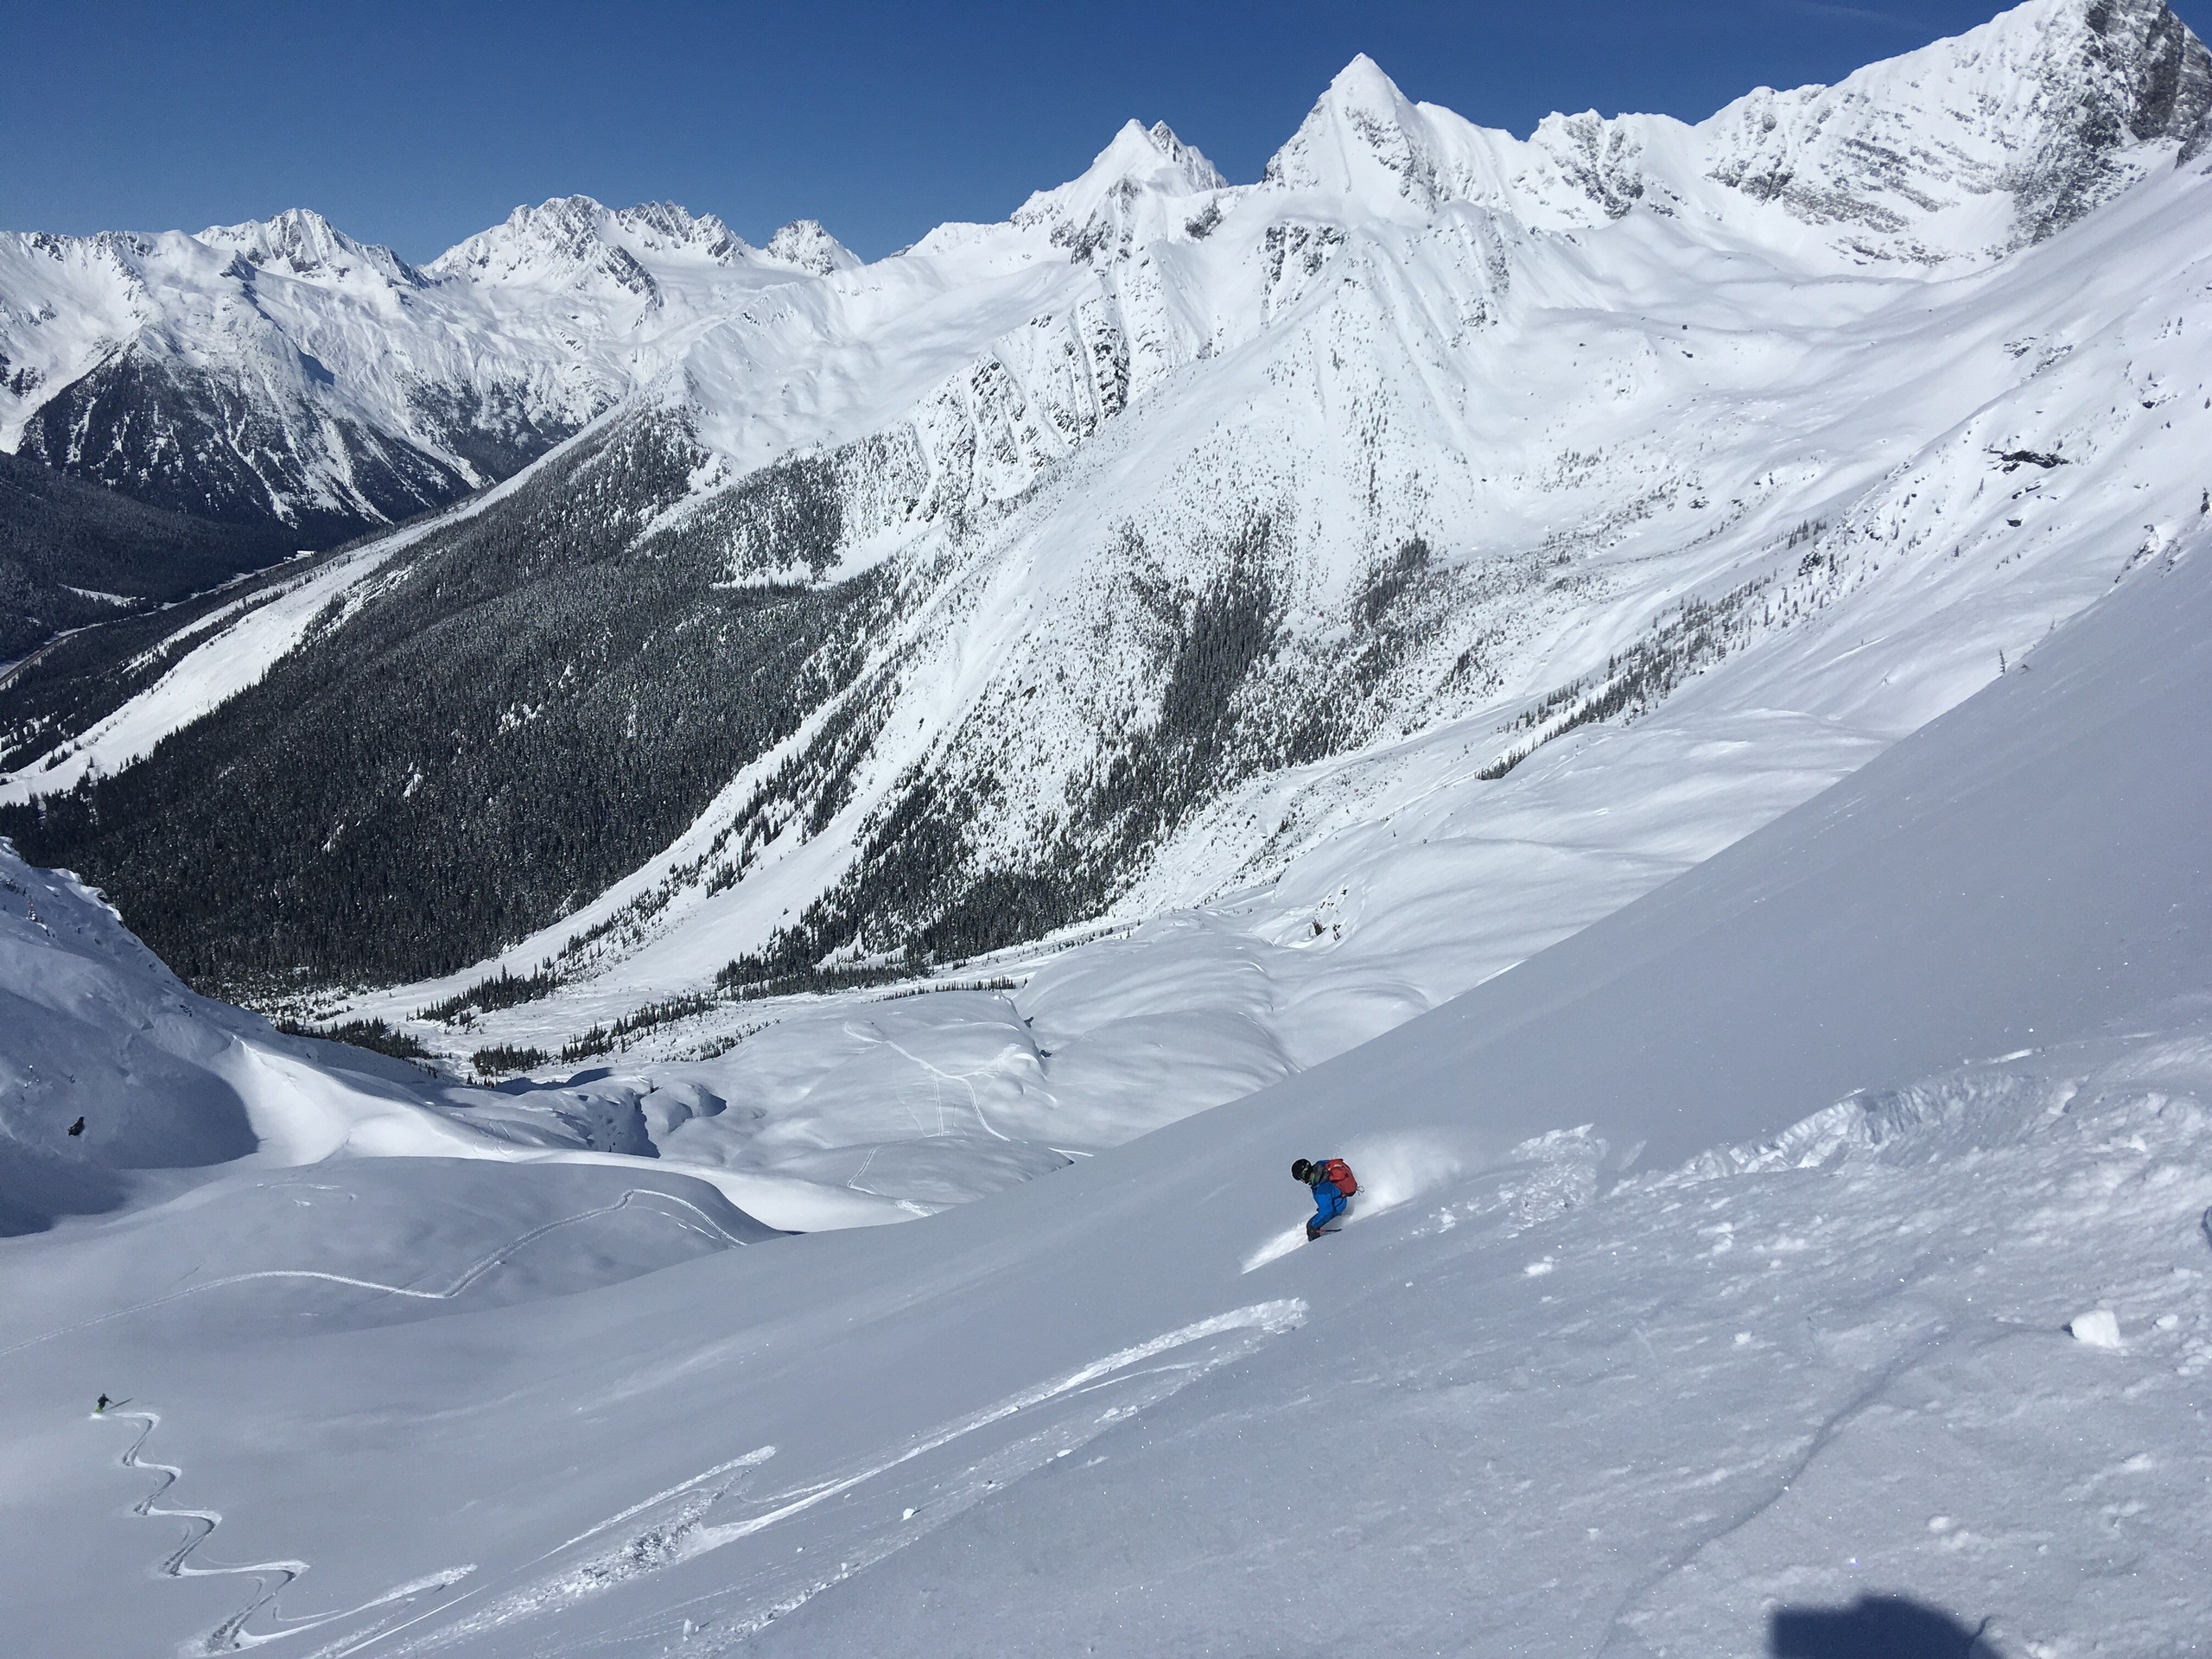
100 1408 473 1652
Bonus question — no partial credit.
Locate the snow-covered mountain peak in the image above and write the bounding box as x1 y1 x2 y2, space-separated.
7 1 2211 606
197 207 422 287
763 217 859 276
425 194 747 296
1136 118 1229 192
429 194 626 285
1262 54 1448 210
1243 3 2209 257
606 199 749 264
1071 118 1226 196
1012 117 1230 255
2050 0 2212 156
1688 0 2211 257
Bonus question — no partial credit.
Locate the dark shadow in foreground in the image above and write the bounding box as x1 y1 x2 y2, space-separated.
1771 1595 1999 1658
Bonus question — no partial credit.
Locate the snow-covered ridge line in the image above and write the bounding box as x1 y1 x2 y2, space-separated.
9 3 2202 986
3 0 2203 546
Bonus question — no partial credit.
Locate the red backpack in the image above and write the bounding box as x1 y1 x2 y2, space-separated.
1321 1157 1357 1197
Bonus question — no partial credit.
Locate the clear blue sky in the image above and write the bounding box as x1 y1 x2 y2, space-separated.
4 1 2205 261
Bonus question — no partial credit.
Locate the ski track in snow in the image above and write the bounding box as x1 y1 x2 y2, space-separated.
842 1020 1020 1143
2 1187 756 1361
322 1449 782 1659
358 1300 1306 1655
102 1408 474 1655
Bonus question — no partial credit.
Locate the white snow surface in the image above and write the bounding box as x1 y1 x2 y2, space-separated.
0 842 904 1235
3 9 2212 1647
1 442 2209 1655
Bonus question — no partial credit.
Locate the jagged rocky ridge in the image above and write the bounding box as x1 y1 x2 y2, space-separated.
3 0 2210 1005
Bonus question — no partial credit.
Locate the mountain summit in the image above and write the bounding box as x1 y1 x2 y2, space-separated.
197 207 422 286
1262 54 1448 207
763 218 859 276
1011 118 1230 257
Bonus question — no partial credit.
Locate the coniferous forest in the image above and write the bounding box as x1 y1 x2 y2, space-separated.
1 410 893 997
0 448 292 663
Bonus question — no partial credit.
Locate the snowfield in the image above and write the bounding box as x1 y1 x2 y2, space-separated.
4 1 2212 1652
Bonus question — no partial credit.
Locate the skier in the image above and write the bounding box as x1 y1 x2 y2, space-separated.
95 1395 109 1414
1292 1156 1357 1239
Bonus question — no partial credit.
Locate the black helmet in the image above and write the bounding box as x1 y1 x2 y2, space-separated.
1290 1158 1313 1182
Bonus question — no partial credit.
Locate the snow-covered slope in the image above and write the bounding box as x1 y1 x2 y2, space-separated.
1 428 2205 1656
7 7 2212 1649
0 836 918 1236
13 2 2209 934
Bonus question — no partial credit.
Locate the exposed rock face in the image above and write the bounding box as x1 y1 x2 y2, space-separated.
2009 0 2212 235
19 345 471 541
2091 0 2212 154
765 219 859 276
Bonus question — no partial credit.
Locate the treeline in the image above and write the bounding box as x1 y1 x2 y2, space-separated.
0 448 292 663
275 1016 430 1063
1 410 898 998
419 966 561 1023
